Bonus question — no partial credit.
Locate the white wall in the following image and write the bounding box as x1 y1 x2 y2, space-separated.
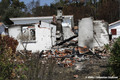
109 22 120 39
8 26 21 39
63 26 74 40
78 17 109 48
78 17 93 48
93 20 109 47
8 22 56 52
40 22 56 45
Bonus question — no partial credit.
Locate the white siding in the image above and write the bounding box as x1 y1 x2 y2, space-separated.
109 22 120 39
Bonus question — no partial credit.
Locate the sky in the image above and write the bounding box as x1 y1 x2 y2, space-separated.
0 0 55 6
20 0 55 6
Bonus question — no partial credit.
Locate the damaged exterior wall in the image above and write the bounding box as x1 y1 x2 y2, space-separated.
63 26 75 40
93 20 109 47
8 21 56 52
78 17 109 48
78 17 93 48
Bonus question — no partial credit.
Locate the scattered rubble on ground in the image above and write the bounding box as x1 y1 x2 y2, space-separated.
39 45 109 69
15 43 110 80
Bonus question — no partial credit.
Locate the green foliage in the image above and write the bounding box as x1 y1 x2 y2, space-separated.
0 35 28 80
0 35 18 79
0 0 26 24
97 0 119 23
0 0 119 25
109 37 120 77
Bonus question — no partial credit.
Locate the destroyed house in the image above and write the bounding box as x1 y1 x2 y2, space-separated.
109 20 120 39
8 21 56 52
8 13 75 52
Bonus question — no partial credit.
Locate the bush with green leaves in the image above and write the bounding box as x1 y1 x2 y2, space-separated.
0 35 19 79
109 37 120 78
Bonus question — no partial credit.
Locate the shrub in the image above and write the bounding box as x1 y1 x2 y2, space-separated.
109 37 120 78
0 35 18 53
0 35 19 79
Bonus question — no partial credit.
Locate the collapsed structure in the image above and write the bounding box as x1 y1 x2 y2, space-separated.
8 8 74 52
39 17 110 68
78 17 109 48
7 7 111 69
8 7 109 54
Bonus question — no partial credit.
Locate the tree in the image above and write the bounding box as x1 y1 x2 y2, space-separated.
97 0 119 23
0 35 18 79
0 0 26 24
0 0 11 15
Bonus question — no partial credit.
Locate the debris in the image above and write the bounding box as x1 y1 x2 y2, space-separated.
73 75 78 78
40 46 91 68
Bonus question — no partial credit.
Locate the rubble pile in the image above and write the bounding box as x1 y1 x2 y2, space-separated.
40 46 91 67
94 47 110 58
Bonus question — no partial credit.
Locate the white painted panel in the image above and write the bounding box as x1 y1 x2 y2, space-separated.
63 27 74 40
8 26 21 39
36 25 52 51
93 20 109 47
78 17 93 48
40 22 56 45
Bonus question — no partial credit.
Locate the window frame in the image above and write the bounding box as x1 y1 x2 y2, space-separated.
21 26 36 43
111 29 117 35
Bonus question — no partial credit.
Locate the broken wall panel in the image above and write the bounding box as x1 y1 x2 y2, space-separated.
78 17 109 48
93 20 109 47
41 22 56 45
78 17 93 48
63 26 74 40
